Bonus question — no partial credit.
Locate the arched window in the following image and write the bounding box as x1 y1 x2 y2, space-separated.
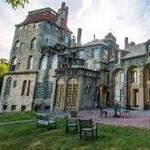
10 57 17 71
54 78 64 109
27 56 33 70
30 37 36 49
52 55 58 69
66 78 78 109
20 43 24 50
4 77 12 96
148 44 150 57
39 55 48 70
45 38 48 45
14 40 20 50
21 80 27 96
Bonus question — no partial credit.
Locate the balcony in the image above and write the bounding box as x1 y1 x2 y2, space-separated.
55 68 100 78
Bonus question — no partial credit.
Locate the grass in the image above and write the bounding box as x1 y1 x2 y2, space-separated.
0 111 36 122
0 112 150 150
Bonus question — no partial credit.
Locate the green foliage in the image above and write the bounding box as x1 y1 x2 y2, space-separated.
0 63 8 76
5 0 29 8
0 63 8 93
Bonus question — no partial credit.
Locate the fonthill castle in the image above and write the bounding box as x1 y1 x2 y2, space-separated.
1 2 150 112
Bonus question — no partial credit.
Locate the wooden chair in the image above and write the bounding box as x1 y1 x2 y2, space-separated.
36 112 56 130
79 119 98 139
65 116 78 135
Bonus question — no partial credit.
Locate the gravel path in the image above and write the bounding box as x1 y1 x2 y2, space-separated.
0 109 149 129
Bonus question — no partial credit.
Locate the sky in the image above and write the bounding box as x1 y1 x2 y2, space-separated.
1 0 150 59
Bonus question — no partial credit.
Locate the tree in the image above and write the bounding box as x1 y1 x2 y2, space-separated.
0 63 8 94
6 0 29 8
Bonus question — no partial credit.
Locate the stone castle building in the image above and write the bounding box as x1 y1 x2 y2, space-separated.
0 2 150 112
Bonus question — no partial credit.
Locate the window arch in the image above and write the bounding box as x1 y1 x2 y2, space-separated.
52 55 58 69
10 57 17 71
39 55 48 70
20 43 24 50
4 77 12 96
21 80 27 96
14 40 20 50
27 56 33 70
45 38 48 45
147 44 150 57
30 37 36 49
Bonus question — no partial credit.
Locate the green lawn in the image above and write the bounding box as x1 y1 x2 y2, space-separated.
0 112 150 150
0 111 36 122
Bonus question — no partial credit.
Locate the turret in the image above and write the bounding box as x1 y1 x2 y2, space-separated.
57 2 69 27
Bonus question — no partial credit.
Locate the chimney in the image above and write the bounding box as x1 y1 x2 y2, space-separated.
93 34 96 40
124 37 129 48
77 28 82 46
61 2 66 9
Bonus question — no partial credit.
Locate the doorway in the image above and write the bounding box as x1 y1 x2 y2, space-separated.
133 89 139 107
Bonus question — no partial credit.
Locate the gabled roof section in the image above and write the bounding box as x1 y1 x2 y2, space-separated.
105 32 116 42
122 42 146 59
83 39 109 47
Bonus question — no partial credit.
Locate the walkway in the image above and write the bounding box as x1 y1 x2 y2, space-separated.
0 109 149 129
55 109 150 129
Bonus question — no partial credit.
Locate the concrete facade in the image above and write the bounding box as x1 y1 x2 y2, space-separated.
1 2 150 112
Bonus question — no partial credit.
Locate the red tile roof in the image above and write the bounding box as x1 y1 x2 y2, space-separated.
16 8 72 33
17 11 57 25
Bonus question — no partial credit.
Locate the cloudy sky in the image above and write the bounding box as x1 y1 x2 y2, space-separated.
1 0 150 59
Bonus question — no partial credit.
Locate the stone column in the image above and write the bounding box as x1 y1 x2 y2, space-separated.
0 76 7 113
124 70 128 107
63 76 68 111
77 76 83 110
139 67 144 110
109 70 114 106
50 77 57 111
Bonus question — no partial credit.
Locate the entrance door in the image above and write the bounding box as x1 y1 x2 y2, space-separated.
66 78 78 110
133 89 139 107
54 78 64 110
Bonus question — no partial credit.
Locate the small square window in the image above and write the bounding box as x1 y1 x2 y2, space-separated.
11 105 16 111
21 105 26 111
13 80 17 88
3 105 7 110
